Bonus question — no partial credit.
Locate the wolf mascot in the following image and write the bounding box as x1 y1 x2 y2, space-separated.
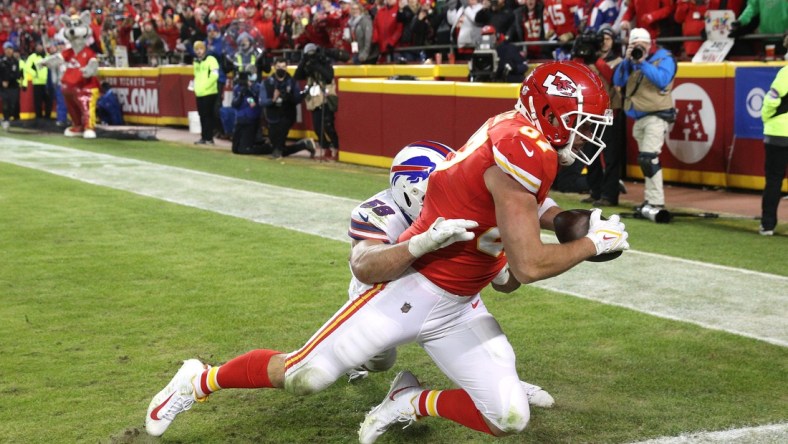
40 11 100 138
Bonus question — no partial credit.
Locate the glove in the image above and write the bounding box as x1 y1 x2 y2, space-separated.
492 264 510 285
408 217 479 258
584 209 630 256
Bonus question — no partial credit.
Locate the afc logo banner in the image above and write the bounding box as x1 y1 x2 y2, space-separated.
666 83 716 164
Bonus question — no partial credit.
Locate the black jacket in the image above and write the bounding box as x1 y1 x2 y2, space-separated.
0 55 23 89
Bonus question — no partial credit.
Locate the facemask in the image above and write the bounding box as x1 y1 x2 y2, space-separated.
275 68 287 77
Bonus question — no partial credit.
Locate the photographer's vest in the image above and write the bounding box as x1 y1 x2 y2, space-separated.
624 55 674 113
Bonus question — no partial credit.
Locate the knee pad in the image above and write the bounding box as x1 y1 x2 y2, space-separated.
638 152 661 178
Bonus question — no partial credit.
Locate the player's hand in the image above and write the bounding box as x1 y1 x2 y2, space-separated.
408 217 479 258
584 209 629 256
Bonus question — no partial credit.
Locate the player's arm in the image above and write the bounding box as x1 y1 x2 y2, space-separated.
484 166 595 284
538 197 561 231
349 239 417 284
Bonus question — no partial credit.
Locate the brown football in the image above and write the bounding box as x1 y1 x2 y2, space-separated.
553 209 623 262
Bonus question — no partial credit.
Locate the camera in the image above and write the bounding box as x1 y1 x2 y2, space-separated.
571 30 602 64
631 46 644 61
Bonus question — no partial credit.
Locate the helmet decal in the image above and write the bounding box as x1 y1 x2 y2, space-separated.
390 155 437 187
543 72 578 98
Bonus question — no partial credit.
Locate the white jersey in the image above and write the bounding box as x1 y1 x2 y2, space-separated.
346 189 410 299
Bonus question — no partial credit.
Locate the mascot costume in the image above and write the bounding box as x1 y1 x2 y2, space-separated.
40 11 100 138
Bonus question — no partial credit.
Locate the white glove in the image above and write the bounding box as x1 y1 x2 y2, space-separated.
408 217 479 258
584 209 630 256
492 264 510 285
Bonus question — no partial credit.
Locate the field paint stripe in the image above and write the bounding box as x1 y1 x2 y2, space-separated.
629 423 788 444
0 138 786 350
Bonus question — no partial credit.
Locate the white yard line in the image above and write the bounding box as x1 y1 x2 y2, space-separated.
2 138 786 443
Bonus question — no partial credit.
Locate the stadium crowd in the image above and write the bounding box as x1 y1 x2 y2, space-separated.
0 0 785 69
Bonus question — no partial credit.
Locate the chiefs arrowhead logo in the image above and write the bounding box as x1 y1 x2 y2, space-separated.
543 72 578 98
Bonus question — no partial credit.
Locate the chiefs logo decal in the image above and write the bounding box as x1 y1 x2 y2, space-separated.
543 72 578 98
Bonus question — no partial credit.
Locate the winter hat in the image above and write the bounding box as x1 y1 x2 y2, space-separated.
236 31 253 45
3 41 14 49
303 43 318 55
629 28 651 44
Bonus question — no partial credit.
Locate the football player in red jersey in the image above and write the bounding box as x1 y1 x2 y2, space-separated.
144 61 629 443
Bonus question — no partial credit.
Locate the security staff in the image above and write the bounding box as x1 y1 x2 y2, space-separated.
0 41 23 130
192 40 220 145
613 27 676 210
759 63 788 236
25 42 52 120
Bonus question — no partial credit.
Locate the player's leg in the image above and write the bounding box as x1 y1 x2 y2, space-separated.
359 292 534 443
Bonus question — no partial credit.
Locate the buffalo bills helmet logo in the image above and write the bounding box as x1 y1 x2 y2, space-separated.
390 155 437 187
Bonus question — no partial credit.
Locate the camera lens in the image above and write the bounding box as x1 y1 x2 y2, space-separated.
631 47 643 60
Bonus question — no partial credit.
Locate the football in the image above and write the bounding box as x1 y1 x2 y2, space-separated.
553 209 623 262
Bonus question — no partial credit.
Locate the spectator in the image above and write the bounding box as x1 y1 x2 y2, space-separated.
758 62 788 236
295 43 339 160
230 71 261 154
579 25 625 206
543 0 583 43
586 0 626 32
158 14 180 55
396 0 435 62
0 41 23 130
260 57 316 159
447 0 484 58
206 23 229 140
136 19 165 65
674 0 718 58
373 0 404 62
620 0 675 41
25 42 52 121
613 27 676 210
346 1 377 64
476 0 515 36
97 81 125 125
731 0 788 58
508 0 546 60
192 40 220 145
255 4 281 51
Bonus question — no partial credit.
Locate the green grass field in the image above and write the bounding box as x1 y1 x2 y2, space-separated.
0 133 786 444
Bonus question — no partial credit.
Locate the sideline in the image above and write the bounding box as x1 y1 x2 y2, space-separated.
1 138 785 348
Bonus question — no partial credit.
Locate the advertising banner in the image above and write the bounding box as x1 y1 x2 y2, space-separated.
733 66 781 140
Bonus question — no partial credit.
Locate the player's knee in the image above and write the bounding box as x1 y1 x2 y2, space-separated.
483 379 530 435
284 364 335 396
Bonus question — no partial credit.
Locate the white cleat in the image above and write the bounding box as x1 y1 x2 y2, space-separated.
358 371 422 444
145 359 208 437
522 381 555 408
83 129 96 139
346 367 369 383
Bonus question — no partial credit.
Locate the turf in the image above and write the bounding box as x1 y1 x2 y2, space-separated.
0 133 785 444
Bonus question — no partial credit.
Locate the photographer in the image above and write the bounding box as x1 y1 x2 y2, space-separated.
260 58 316 159
294 43 339 160
613 28 676 211
230 71 261 155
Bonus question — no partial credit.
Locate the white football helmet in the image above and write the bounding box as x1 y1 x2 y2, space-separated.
389 140 454 221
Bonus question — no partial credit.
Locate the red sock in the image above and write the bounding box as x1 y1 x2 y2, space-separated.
416 389 493 435
210 349 281 390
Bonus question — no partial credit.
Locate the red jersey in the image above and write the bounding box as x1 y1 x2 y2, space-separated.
60 47 99 90
543 0 583 38
399 110 558 296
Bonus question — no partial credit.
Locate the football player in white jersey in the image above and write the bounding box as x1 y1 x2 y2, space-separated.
344 140 555 408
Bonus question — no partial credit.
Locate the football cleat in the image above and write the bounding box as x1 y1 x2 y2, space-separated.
145 359 208 437
522 381 555 408
358 371 422 444
346 366 369 383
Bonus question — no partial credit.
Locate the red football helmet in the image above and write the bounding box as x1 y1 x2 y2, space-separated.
515 61 612 166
